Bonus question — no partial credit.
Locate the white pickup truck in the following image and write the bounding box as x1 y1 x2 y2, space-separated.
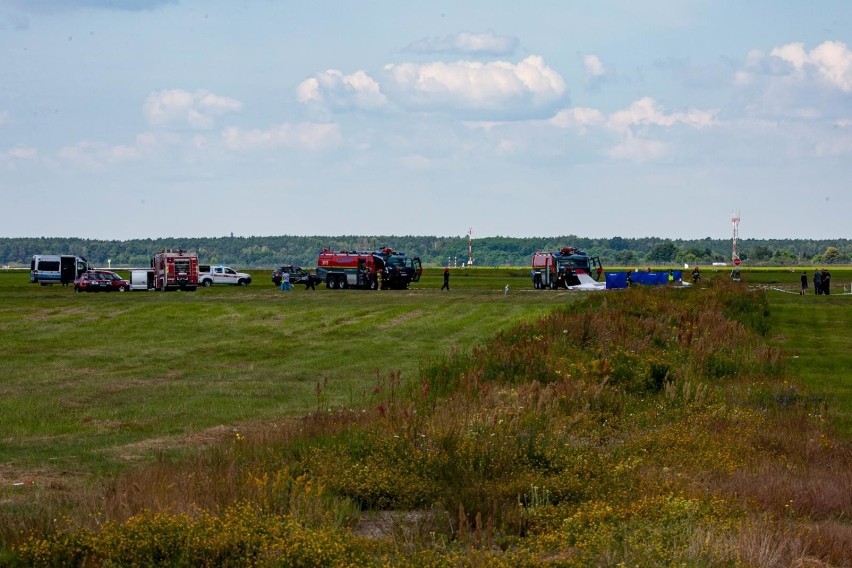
198 265 252 287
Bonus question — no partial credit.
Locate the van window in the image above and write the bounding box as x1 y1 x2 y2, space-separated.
39 260 60 271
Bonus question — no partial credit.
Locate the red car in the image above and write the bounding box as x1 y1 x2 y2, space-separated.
74 270 130 293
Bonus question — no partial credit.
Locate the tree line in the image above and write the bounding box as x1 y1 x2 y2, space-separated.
1 235 849 268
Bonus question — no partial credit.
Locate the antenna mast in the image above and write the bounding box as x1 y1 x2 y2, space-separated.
467 228 473 266
731 211 741 265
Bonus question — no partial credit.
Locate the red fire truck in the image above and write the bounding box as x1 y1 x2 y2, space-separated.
151 249 199 291
531 247 602 289
316 247 422 290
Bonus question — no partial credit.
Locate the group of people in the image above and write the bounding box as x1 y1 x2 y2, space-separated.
803 269 832 295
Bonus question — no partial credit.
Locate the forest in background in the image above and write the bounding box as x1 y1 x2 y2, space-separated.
1 235 850 268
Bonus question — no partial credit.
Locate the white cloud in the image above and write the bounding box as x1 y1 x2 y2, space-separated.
607 135 668 163
405 31 518 56
102 133 154 161
143 89 242 129
7 145 37 159
771 43 809 71
735 41 852 121
383 55 566 111
583 54 607 78
57 132 171 170
809 41 852 92
1 145 38 170
767 40 852 92
606 97 717 132
546 98 717 162
58 140 109 171
297 70 387 110
222 122 342 151
400 154 432 169
550 107 605 131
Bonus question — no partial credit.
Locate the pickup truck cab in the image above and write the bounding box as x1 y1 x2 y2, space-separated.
198 265 252 286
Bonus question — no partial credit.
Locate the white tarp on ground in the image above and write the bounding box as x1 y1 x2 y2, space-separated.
566 273 607 291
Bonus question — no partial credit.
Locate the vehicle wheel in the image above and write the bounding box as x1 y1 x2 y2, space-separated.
338 275 347 289
202 279 212 287
327 277 336 289
74 286 81 293
238 279 247 286
118 285 126 292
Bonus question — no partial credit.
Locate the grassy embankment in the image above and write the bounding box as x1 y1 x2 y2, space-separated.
1 267 851 565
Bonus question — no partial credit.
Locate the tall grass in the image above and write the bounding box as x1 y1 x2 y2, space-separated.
8 279 852 566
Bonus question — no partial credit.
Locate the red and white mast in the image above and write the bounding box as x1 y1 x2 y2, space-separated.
731 211 741 266
467 227 473 266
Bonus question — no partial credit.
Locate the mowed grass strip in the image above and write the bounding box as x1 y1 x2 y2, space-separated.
681 266 852 437
717 266 852 437
0 268 564 476
766 290 852 437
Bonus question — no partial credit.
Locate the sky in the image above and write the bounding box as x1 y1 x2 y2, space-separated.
1 1 851 240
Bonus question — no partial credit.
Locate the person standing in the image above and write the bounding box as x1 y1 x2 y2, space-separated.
281 271 291 292
814 268 822 295
800 271 808 295
822 269 831 296
441 267 450 291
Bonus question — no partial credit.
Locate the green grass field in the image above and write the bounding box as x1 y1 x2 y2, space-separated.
3 266 852 565
0 267 560 478
2 267 851 479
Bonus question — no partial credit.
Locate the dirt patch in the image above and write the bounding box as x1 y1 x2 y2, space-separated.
26 306 91 323
105 418 302 462
107 424 235 462
378 310 422 330
0 462 87 495
356 509 447 540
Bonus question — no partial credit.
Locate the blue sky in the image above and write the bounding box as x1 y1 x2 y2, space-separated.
1 1 851 240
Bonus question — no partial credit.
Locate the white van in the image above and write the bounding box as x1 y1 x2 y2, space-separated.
130 269 154 291
30 255 90 286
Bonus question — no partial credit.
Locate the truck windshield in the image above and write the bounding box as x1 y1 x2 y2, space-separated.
558 258 590 271
387 257 413 269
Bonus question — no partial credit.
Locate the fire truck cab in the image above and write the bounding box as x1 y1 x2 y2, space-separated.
316 247 422 290
532 247 602 289
151 249 199 292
